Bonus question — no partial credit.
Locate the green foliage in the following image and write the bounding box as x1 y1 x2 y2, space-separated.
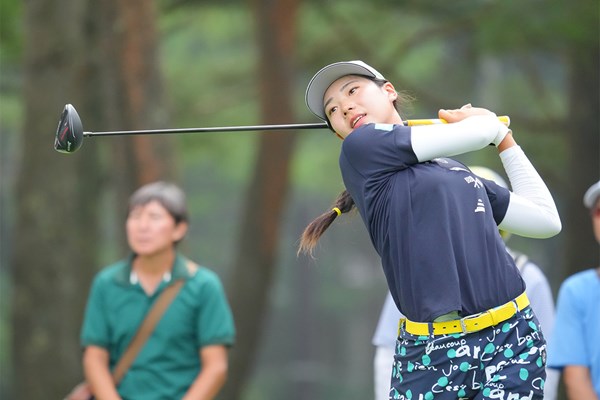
0 0 22 62
541 0 599 46
158 5 260 272
0 0 23 147
291 130 342 191
160 5 258 183
0 269 11 398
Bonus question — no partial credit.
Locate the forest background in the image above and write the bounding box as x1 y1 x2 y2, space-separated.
0 0 598 399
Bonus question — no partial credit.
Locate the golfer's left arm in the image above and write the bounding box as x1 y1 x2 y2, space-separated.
409 107 561 238
497 133 562 238
182 345 229 400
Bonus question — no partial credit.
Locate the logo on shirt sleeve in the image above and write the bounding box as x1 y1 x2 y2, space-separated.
373 123 394 132
464 175 484 189
475 199 486 213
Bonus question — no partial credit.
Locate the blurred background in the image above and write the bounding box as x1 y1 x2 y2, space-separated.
0 0 598 399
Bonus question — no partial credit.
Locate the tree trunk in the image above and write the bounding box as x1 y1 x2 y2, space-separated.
12 0 170 398
563 39 600 279
13 1 103 397
96 0 175 242
221 0 299 398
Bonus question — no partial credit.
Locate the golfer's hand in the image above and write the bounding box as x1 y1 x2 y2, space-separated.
439 104 510 147
438 104 497 123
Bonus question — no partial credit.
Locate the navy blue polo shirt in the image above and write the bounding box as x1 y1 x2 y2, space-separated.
340 123 525 322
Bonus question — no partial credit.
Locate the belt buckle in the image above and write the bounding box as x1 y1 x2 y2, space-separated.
459 318 468 334
512 299 520 313
459 310 484 333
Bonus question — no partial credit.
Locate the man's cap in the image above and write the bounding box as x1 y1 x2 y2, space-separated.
305 60 386 121
583 180 600 209
469 166 508 189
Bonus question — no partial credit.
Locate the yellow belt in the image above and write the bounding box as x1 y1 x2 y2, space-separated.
402 292 530 336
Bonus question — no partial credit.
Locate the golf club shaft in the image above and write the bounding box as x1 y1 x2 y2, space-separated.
83 123 328 137
82 116 510 137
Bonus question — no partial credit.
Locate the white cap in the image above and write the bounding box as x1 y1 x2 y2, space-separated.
305 60 386 120
583 180 600 209
469 166 508 189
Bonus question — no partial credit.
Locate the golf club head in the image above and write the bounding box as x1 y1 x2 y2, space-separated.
54 104 83 153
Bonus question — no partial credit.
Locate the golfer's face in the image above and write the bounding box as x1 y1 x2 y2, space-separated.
323 75 400 139
126 200 186 256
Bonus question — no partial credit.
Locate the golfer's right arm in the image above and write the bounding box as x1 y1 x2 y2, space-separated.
83 345 122 400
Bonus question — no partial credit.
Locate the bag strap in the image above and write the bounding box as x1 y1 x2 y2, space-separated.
112 278 185 385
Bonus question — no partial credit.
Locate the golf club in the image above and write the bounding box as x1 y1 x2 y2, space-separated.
53 104 511 154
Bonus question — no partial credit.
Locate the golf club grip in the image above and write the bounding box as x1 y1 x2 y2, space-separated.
406 115 510 127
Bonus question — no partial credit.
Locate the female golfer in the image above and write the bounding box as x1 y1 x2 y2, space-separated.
298 61 561 400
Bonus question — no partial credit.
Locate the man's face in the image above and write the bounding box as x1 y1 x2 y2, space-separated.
126 200 187 256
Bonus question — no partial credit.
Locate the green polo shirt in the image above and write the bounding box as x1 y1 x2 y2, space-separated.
80 253 235 400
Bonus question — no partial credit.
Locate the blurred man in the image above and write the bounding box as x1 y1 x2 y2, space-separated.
547 180 600 399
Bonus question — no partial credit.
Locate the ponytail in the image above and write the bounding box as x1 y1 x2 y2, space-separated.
297 190 355 257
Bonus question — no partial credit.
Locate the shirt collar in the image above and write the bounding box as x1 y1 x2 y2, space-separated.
115 253 192 285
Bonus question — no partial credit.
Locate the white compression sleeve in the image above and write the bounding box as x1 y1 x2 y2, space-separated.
498 146 562 238
411 115 510 162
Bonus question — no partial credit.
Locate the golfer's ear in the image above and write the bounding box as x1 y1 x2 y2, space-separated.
383 82 398 100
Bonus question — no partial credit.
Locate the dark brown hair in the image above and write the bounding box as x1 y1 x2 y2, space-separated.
297 190 355 257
